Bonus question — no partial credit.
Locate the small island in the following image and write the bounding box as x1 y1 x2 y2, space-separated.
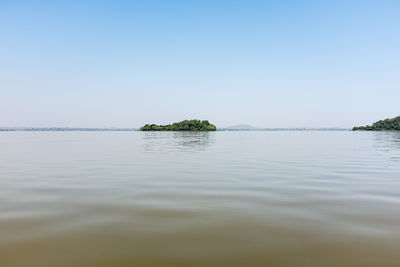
140 120 216 131
353 116 400 131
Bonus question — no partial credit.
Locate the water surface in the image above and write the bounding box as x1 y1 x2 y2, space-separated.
1 131 400 266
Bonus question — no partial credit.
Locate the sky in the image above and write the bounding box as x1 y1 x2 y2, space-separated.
1 0 399 128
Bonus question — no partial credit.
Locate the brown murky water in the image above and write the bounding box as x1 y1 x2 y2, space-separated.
1 131 400 266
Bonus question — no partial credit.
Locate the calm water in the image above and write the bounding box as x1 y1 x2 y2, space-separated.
1 131 400 267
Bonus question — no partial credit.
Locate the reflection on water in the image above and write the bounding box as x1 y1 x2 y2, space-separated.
0 131 400 267
368 132 400 162
142 131 215 153
373 131 400 149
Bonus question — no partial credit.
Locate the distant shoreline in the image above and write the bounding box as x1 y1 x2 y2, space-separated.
0 127 351 132
0 128 138 131
219 128 351 131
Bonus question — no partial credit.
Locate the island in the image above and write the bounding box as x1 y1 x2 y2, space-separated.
140 120 216 131
353 116 400 131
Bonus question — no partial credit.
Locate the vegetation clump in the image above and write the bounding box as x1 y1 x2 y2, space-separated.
140 120 216 131
353 116 400 131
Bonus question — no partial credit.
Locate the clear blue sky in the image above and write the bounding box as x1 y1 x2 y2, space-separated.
1 0 399 128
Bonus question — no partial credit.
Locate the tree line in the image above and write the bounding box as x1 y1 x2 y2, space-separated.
353 116 400 131
140 120 216 131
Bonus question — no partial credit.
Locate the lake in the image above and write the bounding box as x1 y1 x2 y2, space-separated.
1 131 399 266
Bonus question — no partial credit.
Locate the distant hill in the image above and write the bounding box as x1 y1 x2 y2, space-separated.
353 116 400 131
225 124 257 130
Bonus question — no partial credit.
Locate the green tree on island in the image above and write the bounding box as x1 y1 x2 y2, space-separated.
140 120 217 131
353 116 400 131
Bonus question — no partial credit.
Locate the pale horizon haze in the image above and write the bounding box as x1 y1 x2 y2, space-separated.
1 1 399 128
